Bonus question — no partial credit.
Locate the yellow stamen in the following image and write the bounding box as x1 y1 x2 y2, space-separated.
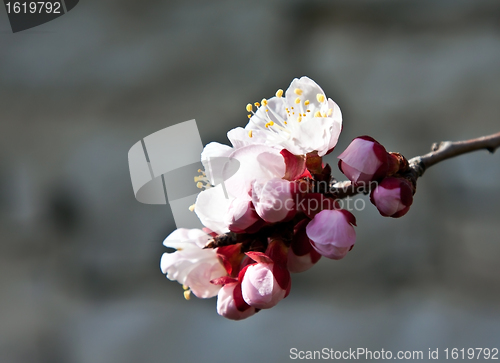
327 108 333 116
196 182 203 189
183 290 191 300
248 114 251 118
306 110 311 112
304 100 310 106
248 130 253 138
254 102 260 107
297 116 302 122
182 285 189 290
188 204 195 212
294 88 303 95
295 97 301 104
246 103 252 112
261 98 268 106
316 94 325 103
276 89 283 98
314 111 322 118
265 121 275 128
284 121 287 124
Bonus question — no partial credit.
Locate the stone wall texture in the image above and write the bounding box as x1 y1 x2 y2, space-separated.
1 1 500 362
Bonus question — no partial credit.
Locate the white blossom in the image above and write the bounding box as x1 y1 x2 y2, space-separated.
245 76 342 157
160 228 226 298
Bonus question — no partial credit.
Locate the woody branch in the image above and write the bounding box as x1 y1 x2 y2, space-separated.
209 131 500 248
331 131 500 199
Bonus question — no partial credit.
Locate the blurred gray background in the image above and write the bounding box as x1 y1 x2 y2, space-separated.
1 1 500 362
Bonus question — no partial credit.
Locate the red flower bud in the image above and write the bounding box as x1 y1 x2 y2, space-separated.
338 136 389 184
370 177 414 218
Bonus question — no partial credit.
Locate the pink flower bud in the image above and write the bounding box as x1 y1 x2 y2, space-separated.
216 281 257 320
252 179 295 223
370 177 414 218
240 252 291 309
337 136 389 184
287 219 321 273
306 209 356 260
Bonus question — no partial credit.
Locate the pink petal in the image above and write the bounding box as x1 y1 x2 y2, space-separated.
306 209 356 259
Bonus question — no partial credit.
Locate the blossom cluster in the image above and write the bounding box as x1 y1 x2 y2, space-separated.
160 77 415 320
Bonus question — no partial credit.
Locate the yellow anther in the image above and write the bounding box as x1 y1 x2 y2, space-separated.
183 290 191 300
265 109 269 112
294 88 303 95
316 94 325 103
188 204 195 212
276 89 283 98
196 182 203 189
265 121 275 128
306 109 311 112
261 98 268 106
183 285 189 290
314 111 322 117
304 100 310 106
197 169 202 173
297 116 302 122
295 97 301 104
254 102 260 107
291 107 294 109
284 121 287 125
248 130 253 138
327 108 333 116
248 114 251 118
246 103 253 112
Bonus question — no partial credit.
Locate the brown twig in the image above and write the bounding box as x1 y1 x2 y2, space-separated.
331 131 500 199
408 131 500 177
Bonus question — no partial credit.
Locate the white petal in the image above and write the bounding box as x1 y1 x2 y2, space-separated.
201 142 233 184
162 228 211 249
184 261 226 298
223 145 286 199
285 76 326 112
194 185 231 234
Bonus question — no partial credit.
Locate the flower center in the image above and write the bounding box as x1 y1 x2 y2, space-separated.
246 87 334 140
